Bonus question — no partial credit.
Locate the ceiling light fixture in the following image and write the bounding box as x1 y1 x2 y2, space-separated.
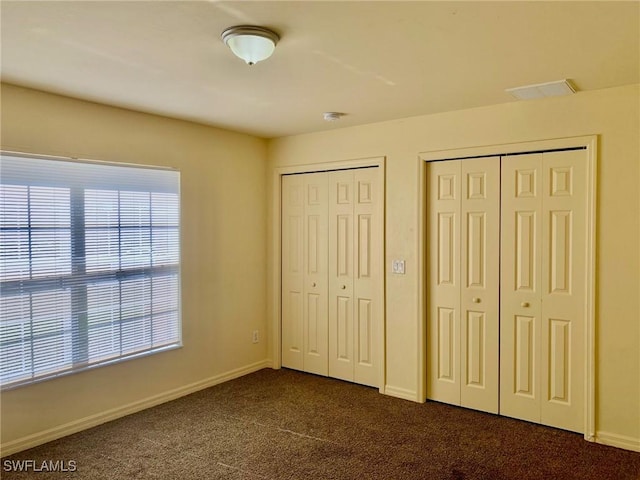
221 25 279 66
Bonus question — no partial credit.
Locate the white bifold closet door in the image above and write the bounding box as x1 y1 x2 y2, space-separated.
500 150 586 433
427 149 587 433
427 157 501 414
281 172 329 376
281 168 381 387
328 168 380 387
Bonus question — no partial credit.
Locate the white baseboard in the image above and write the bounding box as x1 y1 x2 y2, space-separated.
1 360 272 457
383 385 420 402
596 431 640 452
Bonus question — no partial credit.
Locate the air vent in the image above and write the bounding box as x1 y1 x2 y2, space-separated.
506 79 576 100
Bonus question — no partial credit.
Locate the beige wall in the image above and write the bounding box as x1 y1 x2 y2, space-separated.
0 84 269 450
267 84 640 448
1 82 638 453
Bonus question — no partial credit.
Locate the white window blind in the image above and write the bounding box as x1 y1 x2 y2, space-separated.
0 153 181 389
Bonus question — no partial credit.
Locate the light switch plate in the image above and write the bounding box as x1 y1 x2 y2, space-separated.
392 260 405 274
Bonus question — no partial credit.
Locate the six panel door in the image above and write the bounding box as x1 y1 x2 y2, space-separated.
501 150 586 433
427 159 462 406
302 172 329 376
328 169 356 382
353 168 379 387
287 149 588 432
283 167 380 387
500 153 544 423
460 158 500 414
539 149 586 432
281 174 304 370
328 168 380 387
428 149 587 433
427 157 500 414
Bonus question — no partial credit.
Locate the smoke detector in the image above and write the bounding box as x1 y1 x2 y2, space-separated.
323 112 346 122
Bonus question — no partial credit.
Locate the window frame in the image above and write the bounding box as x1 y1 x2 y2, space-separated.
0 151 182 390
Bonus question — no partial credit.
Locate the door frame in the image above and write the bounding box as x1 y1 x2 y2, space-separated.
418 136 597 441
271 156 386 393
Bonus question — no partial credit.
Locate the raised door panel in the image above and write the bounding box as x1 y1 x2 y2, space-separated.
460 157 500 414
427 160 461 405
500 154 543 423
540 149 586 433
328 169 355 382
303 173 329 376
281 175 304 370
353 167 380 387
514 314 536 398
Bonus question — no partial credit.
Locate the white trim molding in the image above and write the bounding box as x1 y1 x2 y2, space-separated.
0 360 272 457
596 431 640 453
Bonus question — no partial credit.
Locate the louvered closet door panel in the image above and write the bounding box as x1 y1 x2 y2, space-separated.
460 157 500 414
427 160 462 405
353 167 380 387
540 150 586 433
303 172 329 376
500 154 544 423
328 169 355 382
281 174 304 370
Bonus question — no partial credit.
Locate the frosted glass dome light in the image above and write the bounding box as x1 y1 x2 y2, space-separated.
221 26 279 65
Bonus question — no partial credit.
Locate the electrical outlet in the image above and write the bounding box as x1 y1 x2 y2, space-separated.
252 330 259 344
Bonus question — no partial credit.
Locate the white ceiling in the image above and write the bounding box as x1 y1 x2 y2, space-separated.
1 1 638 138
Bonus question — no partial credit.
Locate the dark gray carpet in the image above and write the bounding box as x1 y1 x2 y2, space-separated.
2 368 639 479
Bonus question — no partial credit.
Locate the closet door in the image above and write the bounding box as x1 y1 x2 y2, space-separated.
283 167 381 386
427 158 500 412
500 154 543 423
302 173 329 376
500 150 586 433
281 174 305 370
353 167 380 387
427 160 462 405
460 158 500 414
540 149 586 432
328 169 355 381
328 168 380 387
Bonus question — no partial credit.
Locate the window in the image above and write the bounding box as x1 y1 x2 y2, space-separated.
0 153 181 389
